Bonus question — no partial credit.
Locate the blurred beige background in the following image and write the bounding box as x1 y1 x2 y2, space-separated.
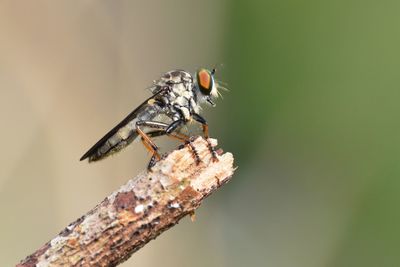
0 1 226 266
3 1 400 267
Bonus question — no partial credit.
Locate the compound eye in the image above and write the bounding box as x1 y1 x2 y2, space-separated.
197 69 213 95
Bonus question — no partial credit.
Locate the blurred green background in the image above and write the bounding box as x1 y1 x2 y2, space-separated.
1 0 399 266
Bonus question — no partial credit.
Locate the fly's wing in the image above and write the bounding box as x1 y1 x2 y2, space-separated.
80 90 163 162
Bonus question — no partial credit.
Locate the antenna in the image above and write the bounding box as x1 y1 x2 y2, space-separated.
211 63 225 76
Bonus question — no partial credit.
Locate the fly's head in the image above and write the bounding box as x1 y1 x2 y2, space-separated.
195 68 220 107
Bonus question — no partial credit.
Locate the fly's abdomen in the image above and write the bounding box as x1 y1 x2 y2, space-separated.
86 122 138 162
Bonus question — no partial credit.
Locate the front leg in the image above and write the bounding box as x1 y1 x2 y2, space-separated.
191 113 218 162
192 113 209 138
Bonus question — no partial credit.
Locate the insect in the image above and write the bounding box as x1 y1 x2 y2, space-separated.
80 68 223 169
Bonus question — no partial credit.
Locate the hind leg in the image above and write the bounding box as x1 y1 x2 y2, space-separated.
137 120 192 169
136 122 161 170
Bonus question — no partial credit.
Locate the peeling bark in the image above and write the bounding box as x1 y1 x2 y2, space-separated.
17 137 235 267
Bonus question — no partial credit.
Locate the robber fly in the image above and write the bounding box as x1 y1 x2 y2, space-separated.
80 68 222 169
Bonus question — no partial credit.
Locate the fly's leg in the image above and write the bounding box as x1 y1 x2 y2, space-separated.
136 122 161 170
192 114 209 138
166 119 184 134
165 120 201 161
192 114 218 162
137 120 201 167
147 129 201 164
147 130 189 143
168 118 201 164
137 120 189 142
137 120 169 131
164 119 192 143
148 154 158 169
187 140 201 164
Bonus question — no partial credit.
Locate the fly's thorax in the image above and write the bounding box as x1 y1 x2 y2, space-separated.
166 94 193 121
153 69 195 107
155 70 193 88
158 72 196 121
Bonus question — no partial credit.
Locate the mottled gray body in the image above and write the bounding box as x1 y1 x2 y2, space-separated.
81 70 201 162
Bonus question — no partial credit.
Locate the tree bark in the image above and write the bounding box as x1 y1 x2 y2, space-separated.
17 137 235 267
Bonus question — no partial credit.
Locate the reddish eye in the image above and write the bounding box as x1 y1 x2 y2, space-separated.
199 70 211 89
197 69 213 95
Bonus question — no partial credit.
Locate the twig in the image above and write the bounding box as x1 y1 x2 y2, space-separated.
17 137 235 267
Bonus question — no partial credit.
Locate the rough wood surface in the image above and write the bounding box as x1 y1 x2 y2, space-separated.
17 137 235 267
